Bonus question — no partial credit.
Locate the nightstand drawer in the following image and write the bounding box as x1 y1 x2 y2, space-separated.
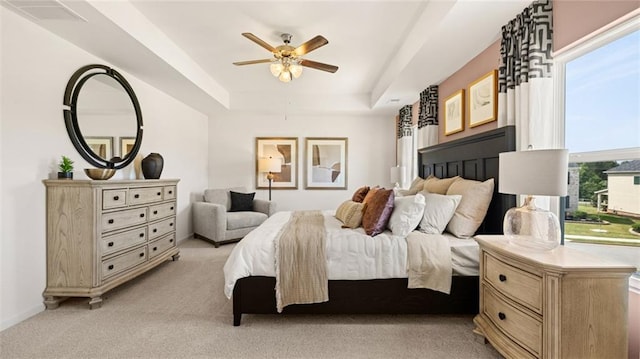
483 286 542 357
484 252 542 313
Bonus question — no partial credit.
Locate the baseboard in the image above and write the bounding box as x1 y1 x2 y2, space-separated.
1 303 44 332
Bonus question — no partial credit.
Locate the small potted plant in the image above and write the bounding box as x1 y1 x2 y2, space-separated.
58 156 74 179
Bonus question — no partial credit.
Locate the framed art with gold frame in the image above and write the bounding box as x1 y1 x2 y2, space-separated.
255 137 298 189
444 90 464 135
468 69 497 128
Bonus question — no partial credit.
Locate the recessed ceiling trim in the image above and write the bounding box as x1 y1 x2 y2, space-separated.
4 0 86 21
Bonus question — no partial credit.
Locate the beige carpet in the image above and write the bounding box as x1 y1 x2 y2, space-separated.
0 238 501 358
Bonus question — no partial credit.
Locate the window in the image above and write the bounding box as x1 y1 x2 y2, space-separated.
556 18 640 278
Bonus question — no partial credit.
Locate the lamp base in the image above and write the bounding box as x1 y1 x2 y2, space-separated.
503 196 561 251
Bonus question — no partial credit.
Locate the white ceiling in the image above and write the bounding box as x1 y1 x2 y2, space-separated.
3 0 532 117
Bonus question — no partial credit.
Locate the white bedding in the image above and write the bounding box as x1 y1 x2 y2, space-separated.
223 210 479 298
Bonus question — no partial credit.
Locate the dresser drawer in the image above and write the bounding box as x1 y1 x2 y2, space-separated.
129 187 164 205
102 246 147 280
148 202 176 221
484 252 542 313
101 227 147 257
483 286 542 357
148 217 175 240
148 234 176 260
102 207 148 232
163 186 176 200
103 189 127 210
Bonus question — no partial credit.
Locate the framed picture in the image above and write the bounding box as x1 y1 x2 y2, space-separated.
468 69 497 128
255 137 298 189
305 137 348 189
85 136 113 160
444 89 464 135
119 137 136 158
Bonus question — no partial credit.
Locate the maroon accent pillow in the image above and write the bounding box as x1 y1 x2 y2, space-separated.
351 186 370 203
362 188 395 236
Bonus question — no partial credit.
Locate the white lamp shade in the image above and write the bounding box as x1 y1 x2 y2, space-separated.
258 157 281 173
270 63 283 77
290 64 303 78
499 149 569 196
390 166 406 185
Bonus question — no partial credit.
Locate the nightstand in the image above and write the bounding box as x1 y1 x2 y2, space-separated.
473 235 635 358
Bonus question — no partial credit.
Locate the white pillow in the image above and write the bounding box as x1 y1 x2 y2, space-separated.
387 194 426 237
418 192 462 234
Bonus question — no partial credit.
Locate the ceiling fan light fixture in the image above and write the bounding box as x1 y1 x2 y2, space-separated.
290 63 303 78
270 62 284 77
278 70 292 82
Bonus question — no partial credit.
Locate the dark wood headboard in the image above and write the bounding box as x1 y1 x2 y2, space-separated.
417 126 516 235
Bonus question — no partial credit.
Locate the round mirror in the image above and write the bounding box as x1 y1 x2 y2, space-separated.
63 64 143 170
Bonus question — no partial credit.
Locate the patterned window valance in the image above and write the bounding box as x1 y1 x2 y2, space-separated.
418 85 438 129
397 105 413 139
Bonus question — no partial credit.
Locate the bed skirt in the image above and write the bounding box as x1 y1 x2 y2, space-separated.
232 275 479 326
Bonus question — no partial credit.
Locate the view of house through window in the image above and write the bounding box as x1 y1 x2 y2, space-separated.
563 27 639 276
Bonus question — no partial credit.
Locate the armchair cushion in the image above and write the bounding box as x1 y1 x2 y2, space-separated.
204 187 246 211
229 191 255 212
227 211 268 230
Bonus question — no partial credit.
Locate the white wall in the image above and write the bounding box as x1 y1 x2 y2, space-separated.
208 111 395 211
0 8 208 330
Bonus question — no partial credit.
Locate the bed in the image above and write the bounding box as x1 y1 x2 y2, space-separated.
227 126 515 326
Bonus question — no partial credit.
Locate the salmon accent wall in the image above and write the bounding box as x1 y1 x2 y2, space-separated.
437 40 500 144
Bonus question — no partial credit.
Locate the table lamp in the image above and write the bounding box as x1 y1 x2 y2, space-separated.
390 166 406 188
258 157 281 201
499 149 569 251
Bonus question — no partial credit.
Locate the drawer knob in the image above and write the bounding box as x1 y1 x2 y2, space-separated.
139 233 145 238
499 274 507 282
140 213 145 218
134 194 140 199
153 210 158 215
108 242 114 247
153 229 157 233
157 192 161 196
108 219 114 224
169 190 173 194
169 223 174 227
170 207 174 211
139 252 144 257
153 247 158 251
498 312 506 321
108 264 114 270
169 239 174 243
113 195 119 201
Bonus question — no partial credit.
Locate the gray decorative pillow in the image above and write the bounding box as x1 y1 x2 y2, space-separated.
417 192 462 234
229 191 255 212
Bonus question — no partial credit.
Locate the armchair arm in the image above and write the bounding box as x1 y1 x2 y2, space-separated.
193 202 226 242
253 199 276 217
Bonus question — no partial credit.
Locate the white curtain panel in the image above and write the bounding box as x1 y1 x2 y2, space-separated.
397 105 414 188
497 0 554 151
418 85 439 150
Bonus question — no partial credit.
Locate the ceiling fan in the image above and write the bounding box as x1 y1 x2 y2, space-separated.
233 32 339 82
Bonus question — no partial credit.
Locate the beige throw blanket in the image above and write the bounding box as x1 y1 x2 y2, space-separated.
275 211 328 312
406 232 452 294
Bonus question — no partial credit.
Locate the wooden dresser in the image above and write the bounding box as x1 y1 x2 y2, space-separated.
43 179 180 309
474 235 635 358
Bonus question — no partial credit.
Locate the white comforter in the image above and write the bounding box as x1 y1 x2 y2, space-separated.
223 210 479 298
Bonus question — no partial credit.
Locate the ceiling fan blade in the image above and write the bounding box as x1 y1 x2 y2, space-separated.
233 59 273 66
293 35 329 56
241 33 276 53
300 59 338 73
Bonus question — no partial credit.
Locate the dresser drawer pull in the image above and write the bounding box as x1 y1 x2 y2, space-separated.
153 247 158 251
108 219 114 224
108 264 114 270
170 207 174 211
108 242 114 247
168 190 173 194
153 210 158 215
153 229 157 233
140 213 145 218
169 223 174 227
139 233 145 238
139 252 144 257
134 194 140 199
499 274 507 282
113 195 119 201
157 192 161 196
498 312 506 321
170 239 174 243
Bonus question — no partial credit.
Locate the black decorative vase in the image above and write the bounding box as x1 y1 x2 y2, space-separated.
57 172 73 179
141 153 164 179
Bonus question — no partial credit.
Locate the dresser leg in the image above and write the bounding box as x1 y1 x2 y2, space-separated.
43 296 64 309
88 296 103 309
172 253 180 261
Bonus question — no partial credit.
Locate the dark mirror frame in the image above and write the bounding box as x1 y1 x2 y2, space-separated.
63 64 143 170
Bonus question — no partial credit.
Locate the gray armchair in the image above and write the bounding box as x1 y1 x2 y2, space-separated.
193 187 276 247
